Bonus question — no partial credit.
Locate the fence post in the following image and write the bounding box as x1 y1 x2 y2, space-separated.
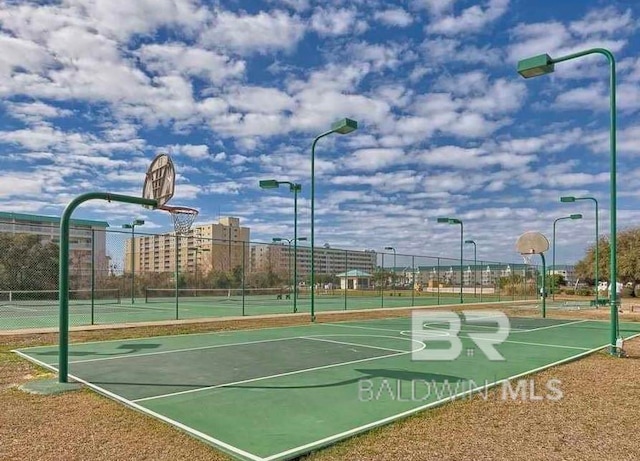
411 255 415 307
175 234 179 320
344 249 348 310
91 229 95 325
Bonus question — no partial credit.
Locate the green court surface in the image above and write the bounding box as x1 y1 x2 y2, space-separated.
15 314 640 461
0 291 520 330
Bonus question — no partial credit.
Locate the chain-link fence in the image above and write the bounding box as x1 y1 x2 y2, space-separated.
0 222 541 330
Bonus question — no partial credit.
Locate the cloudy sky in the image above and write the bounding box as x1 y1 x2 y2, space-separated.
1 0 639 266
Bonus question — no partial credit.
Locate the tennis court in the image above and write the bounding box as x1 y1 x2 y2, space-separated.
0 287 511 330
15 312 640 461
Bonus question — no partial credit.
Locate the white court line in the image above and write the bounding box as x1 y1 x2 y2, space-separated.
261 331 640 461
327 321 593 351
68 336 303 364
301 335 417 354
133 349 412 403
12 350 265 461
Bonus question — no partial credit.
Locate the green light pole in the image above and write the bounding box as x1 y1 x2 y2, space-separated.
518 48 619 354
122 219 145 304
552 214 582 300
464 239 477 297
437 217 464 303
384 246 396 295
187 246 209 292
310 118 358 321
561 196 599 306
272 236 307 312
260 179 302 312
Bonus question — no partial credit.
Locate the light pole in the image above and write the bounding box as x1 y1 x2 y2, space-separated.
122 219 144 304
437 217 464 303
187 246 210 292
465 239 477 297
561 196 599 306
518 48 619 354
310 118 358 321
272 236 307 312
384 246 396 294
260 179 302 312
552 214 582 300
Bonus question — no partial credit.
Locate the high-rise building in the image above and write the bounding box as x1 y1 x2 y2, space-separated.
250 244 377 282
125 217 250 275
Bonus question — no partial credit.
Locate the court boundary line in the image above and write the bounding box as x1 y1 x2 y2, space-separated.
12 350 264 461
261 331 640 461
300 335 423 354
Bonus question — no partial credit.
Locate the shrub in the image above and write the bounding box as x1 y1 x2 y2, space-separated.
576 288 592 296
563 288 575 296
622 285 635 298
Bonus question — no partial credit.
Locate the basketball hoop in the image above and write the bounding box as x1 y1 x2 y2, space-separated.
143 153 175 209
160 205 199 235
521 252 534 265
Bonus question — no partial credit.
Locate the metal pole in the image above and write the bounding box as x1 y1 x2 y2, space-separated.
437 257 440 305
459 222 463 304
90 229 95 325
380 253 384 309
175 234 179 320
594 199 599 307
411 256 415 306
541 253 547 318
131 225 135 305
529 48 617 351
293 185 299 313
59 192 156 383
473 243 477 297
242 242 246 316
344 249 348 310
310 130 334 322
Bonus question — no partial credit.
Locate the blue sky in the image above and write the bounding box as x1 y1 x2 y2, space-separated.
1 0 639 265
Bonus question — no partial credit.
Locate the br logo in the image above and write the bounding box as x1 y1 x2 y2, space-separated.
410 311 510 361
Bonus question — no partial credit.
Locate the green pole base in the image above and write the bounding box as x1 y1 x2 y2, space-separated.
19 378 82 395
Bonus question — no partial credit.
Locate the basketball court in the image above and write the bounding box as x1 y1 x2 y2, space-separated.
15 314 640 461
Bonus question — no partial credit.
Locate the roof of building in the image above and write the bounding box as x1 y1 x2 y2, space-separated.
0 211 109 228
336 269 372 277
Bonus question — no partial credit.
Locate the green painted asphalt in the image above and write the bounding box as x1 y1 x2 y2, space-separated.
16 316 640 460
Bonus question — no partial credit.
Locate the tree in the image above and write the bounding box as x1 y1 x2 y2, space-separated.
0 234 59 291
575 227 640 284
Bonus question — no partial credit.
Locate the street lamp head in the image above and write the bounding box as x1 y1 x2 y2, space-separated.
384 246 394 250
121 224 132 229
297 237 307 242
331 118 358 134
464 240 475 244
259 179 280 189
272 237 283 242
437 217 460 224
517 54 555 78
570 213 583 220
560 196 576 203
291 183 302 192
133 219 145 226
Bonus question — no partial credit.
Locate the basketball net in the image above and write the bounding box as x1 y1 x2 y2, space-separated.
161 205 199 235
521 251 535 266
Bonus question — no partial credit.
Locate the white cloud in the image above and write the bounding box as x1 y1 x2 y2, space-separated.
200 9 305 54
374 8 413 27
428 0 509 36
346 148 406 172
138 43 245 84
310 8 361 36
